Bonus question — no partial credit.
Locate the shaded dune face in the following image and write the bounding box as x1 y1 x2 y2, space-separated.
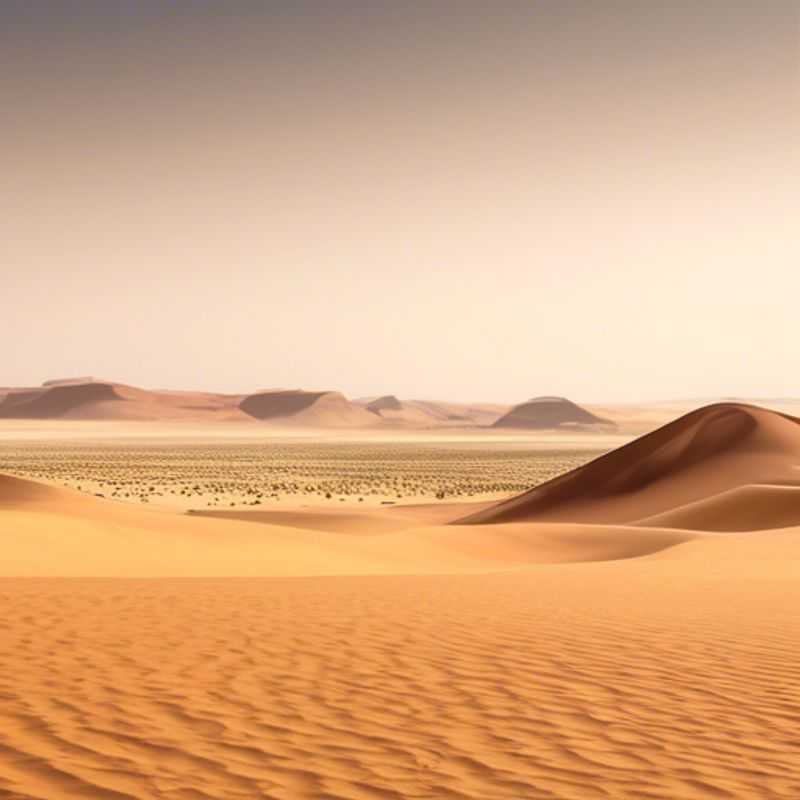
493 396 614 429
0 383 123 419
239 390 331 419
461 403 800 525
0 474 61 506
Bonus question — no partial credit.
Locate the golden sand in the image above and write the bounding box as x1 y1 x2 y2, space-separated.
2 403 800 798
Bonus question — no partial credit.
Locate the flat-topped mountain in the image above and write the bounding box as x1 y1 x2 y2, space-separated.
0 380 506 428
239 389 376 427
0 381 246 422
492 396 615 430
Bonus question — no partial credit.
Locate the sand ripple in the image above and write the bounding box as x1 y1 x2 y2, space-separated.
1 566 798 799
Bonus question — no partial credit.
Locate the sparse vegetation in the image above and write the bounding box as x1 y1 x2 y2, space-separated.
0 441 602 510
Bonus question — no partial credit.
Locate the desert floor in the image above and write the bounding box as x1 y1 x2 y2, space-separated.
2 553 798 800
1 416 799 799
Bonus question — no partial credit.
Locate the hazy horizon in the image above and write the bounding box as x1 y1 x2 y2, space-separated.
4 2 799 403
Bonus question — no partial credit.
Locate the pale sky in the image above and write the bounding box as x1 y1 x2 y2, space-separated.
3 2 798 403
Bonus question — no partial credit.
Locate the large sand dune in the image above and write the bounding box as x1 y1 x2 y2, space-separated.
2 404 800 798
463 402 800 524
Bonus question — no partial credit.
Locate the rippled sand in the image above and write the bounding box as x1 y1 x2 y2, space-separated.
2 547 799 799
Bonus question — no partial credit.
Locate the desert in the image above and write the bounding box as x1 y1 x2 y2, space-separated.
5 3 798 797
2 399 800 798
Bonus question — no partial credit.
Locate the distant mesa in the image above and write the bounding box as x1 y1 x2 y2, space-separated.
239 389 375 427
492 396 615 430
366 395 403 415
0 379 512 428
240 389 330 420
0 382 124 419
462 402 800 526
0 380 487 428
0 380 247 422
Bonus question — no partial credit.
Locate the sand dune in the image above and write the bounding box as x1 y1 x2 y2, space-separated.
493 395 616 431
3 405 800 798
0 475 396 576
196 500 497 534
0 474 62 506
463 402 800 524
636 483 800 531
0 474 693 575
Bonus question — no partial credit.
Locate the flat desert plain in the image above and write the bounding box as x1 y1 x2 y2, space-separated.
1 404 800 799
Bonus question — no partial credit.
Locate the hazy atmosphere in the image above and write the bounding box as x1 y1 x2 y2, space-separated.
4 2 798 401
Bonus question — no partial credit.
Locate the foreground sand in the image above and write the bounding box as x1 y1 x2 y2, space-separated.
2 543 799 800
2 403 800 798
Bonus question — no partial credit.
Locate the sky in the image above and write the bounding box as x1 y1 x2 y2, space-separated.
3 2 799 403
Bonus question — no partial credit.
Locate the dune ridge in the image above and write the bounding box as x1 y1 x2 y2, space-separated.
462 402 800 524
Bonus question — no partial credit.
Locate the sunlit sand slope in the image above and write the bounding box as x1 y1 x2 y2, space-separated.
636 483 800 531
0 475 691 575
